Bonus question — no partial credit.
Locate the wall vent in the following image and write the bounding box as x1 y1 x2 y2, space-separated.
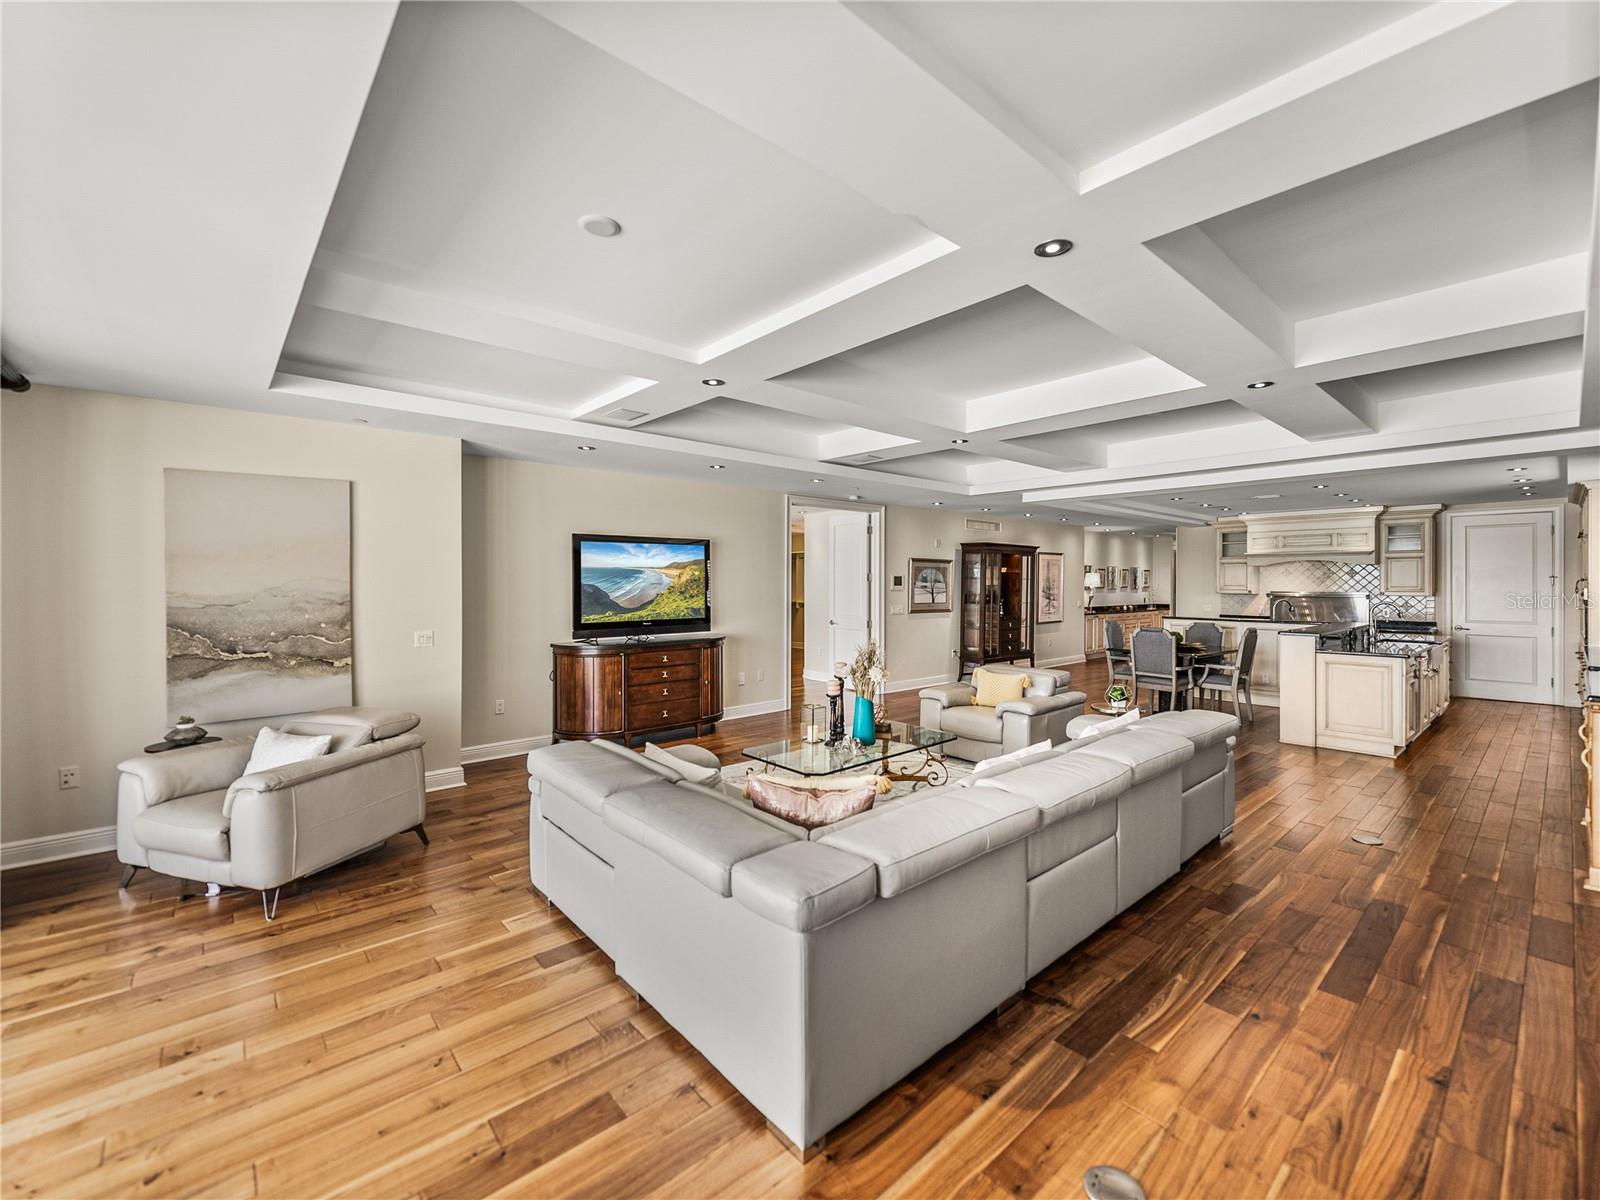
966 518 1002 533
843 453 884 464
602 408 650 424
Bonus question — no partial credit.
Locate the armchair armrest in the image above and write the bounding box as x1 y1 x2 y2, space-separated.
224 732 425 814
919 683 977 710
995 694 1079 718
116 737 255 806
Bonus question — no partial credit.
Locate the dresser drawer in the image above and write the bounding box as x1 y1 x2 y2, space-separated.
629 676 700 704
628 696 703 729
628 661 698 684
626 646 701 670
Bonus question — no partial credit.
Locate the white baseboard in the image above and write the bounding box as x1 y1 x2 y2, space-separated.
1038 654 1087 668
460 735 551 765
2 825 117 870
724 698 789 720
424 767 467 792
801 669 832 684
886 672 958 694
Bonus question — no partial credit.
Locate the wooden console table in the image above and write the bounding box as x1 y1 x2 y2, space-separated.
551 636 724 745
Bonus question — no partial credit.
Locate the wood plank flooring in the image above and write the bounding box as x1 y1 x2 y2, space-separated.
2 658 1594 1199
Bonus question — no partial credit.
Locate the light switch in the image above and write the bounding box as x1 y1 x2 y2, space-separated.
413 630 435 648
889 602 905 615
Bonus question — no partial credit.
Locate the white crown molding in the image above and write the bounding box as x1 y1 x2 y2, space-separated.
1 826 117 870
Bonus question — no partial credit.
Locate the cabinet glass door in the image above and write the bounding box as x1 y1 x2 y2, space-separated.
1219 530 1248 558
1385 523 1425 554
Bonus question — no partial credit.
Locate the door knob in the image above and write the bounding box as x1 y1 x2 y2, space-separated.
1452 625 1471 631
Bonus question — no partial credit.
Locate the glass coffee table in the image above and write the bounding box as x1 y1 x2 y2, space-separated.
742 721 956 789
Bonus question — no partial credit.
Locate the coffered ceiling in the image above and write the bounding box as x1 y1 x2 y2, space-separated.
4 0 1597 534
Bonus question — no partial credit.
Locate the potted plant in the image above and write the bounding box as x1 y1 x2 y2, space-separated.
1104 682 1131 714
848 642 884 745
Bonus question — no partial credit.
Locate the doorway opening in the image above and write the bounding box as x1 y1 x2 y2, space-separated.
785 497 886 714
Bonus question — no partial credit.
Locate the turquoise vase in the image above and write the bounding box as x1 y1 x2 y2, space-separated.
852 695 876 745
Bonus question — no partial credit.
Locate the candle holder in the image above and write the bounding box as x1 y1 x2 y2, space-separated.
802 703 823 744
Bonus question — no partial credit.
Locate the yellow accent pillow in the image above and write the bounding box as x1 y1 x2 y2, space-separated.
973 668 1028 707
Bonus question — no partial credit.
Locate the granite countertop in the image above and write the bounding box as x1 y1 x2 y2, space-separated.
1278 620 1371 637
1320 639 1448 659
1165 614 1315 626
1085 604 1170 613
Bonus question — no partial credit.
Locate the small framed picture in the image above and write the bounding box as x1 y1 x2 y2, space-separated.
908 558 953 613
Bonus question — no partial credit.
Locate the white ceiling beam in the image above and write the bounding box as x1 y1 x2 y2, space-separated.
967 356 1203 431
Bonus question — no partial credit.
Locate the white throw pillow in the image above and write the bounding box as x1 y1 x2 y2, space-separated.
643 742 721 785
244 726 332 776
1073 709 1141 744
968 739 1056 783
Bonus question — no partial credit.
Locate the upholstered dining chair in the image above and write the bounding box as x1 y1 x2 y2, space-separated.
1103 619 1136 689
1196 626 1258 722
1131 627 1196 712
1184 622 1224 655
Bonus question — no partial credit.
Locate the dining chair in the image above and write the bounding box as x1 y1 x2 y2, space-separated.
1196 626 1258 722
1185 622 1223 655
1131 627 1195 712
1103 619 1135 689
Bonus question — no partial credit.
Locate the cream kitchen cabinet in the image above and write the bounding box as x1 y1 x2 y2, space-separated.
1379 505 1440 596
1242 507 1382 562
1216 521 1251 594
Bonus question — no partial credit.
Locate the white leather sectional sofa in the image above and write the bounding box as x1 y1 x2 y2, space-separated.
525 708 1238 1152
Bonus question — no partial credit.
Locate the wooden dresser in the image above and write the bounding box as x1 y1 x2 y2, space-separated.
551 636 724 745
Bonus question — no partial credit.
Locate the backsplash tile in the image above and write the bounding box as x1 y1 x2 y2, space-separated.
1218 560 1435 620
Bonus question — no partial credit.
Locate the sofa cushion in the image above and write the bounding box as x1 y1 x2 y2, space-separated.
731 842 877 931
277 719 374 755
817 791 1036 898
1073 727 1194 784
528 740 665 814
1139 709 1240 751
604 781 798 896
294 706 420 742
968 739 1055 783
1023 798 1118 878
132 789 230 861
938 705 1002 742
970 753 1131 825
642 742 722 785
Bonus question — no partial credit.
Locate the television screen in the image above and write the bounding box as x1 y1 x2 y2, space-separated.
572 535 711 637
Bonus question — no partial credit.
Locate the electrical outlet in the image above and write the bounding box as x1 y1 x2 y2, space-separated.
58 766 79 790
889 602 905 615
413 630 435 648
494 699 506 715
737 671 746 686
933 537 942 549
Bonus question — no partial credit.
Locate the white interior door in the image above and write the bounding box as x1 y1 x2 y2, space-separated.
1449 511 1556 703
828 512 871 677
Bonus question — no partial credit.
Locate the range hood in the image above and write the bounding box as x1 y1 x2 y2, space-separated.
1242 506 1383 563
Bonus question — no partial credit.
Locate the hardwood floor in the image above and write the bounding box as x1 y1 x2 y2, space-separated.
3 657 1594 1199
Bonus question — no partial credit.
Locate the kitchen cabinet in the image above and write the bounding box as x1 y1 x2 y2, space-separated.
1379 505 1440 596
1085 608 1166 658
1216 521 1251 594
1279 637 1450 757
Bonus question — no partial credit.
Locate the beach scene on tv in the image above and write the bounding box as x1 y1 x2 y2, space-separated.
577 540 707 625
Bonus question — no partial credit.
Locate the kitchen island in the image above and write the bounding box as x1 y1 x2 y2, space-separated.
1278 633 1450 757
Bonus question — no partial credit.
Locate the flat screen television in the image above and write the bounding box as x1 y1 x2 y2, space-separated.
572 534 711 639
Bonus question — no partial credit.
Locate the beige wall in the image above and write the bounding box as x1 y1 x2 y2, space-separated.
1174 526 1221 618
1082 531 1173 606
461 455 788 750
883 509 1086 688
1 387 464 844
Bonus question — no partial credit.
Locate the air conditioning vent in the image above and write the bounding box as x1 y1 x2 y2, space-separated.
966 518 1001 533
602 408 649 424
843 453 883 464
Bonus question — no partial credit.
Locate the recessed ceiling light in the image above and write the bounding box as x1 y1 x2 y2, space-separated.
1169 496 1184 501
701 378 725 387
1246 380 1274 390
1221 508 1233 513
1312 484 1328 489
576 444 596 451
931 501 943 506
1033 238 1074 258
708 464 726 470
1059 517 1069 522
1506 466 1528 471
1198 503 1213 508
849 494 861 501
1334 493 1348 498
579 214 622 237
1024 512 1033 517
1092 522 1101 526
951 438 969 445
981 507 991 512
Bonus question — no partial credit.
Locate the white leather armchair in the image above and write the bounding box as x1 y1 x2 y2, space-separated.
116 707 427 919
919 666 1087 761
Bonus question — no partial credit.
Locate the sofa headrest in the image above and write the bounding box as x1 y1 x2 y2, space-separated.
974 663 1072 698
527 739 664 813
969 752 1132 824
604 782 798 896
1071 727 1195 784
1138 709 1241 751
731 842 878 932
292 707 420 742
816 789 1037 898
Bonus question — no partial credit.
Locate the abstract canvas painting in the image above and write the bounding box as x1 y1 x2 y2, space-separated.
165 469 353 722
